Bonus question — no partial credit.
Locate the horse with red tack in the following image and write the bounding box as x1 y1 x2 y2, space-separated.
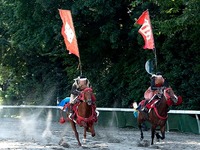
134 87 182 145
65 87 98 146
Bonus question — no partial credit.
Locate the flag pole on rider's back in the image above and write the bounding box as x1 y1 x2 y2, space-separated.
153 48 158 72
136 9 157 72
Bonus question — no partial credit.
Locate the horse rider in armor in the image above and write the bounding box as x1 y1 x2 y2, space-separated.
68 75 90 119
138 72 178 112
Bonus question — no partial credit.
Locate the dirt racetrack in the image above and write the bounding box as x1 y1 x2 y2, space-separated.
0 117 199 150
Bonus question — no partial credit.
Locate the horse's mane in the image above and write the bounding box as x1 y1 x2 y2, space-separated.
83 87 93 92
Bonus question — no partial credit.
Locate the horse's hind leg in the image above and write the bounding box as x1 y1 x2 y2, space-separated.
138 123 144 141
151 126 156 145
138 114 144 141
160 126 165 140
155 125 166 142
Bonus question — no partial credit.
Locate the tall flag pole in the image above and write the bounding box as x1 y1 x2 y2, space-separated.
59 9 82 75
136 9 157 72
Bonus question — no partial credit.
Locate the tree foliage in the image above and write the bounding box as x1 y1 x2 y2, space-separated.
0 0 200 110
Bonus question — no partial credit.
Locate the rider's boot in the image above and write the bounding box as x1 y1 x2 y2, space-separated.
68 104 74 120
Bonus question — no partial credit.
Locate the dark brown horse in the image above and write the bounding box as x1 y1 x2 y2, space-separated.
68 87 98 146
136 87 179 145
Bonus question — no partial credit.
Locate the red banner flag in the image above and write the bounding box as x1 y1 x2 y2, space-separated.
136 10 155 50
59 9 80 57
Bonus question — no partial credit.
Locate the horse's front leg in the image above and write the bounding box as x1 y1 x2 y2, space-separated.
160 125 165 140
90 124 95 137
83 127 87 144
155 125 166 142
151 126 156 145
70 121 81 146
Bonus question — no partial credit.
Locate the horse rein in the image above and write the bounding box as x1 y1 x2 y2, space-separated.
150 90 168 120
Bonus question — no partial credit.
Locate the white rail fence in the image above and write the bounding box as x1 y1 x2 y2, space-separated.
0 105 199 134
97 108 200 134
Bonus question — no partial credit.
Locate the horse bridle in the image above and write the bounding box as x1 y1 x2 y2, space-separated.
80 89 92 105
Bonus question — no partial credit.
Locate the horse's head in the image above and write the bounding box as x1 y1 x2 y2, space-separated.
76 87 97 128
79 87 94 105
164 88 182 106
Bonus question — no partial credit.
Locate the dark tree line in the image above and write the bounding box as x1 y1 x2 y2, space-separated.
0 0 200 110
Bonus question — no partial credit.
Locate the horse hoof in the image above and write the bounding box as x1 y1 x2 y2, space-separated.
138 139 150 147
82 138 86 143
59 141 70 148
